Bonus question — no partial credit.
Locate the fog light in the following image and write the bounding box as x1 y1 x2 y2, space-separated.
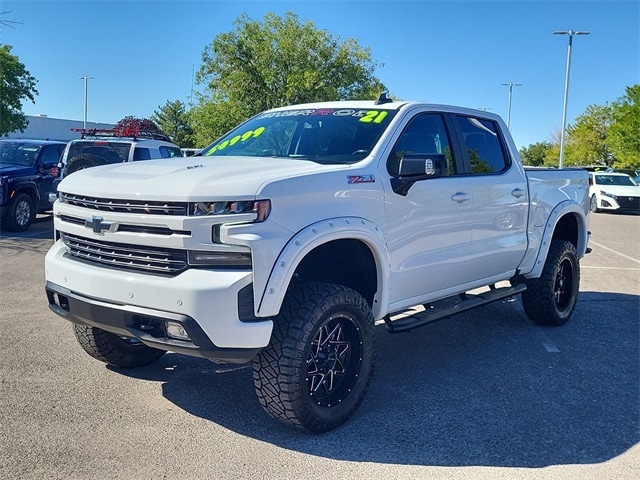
166 321 191 341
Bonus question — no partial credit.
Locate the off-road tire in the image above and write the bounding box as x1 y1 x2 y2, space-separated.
590 195 600 213
522 239 580 326
73 324 166 368
64 153 107 176
253 281 375 433
1 192 35 232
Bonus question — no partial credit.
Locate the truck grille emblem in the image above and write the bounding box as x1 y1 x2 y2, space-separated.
85 215 117 235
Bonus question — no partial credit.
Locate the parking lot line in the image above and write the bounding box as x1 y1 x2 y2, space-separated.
589 240 640 264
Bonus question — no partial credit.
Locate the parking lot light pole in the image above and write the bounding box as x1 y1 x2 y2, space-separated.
554 30 590 168
79 75 94 129
501 82 522 130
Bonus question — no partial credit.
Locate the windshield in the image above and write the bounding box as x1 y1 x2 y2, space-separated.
200 108 397 164
0 142 40 167
594 174 637 187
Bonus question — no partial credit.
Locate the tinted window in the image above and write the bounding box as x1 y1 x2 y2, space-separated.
456 116 508 174
68 141 131 164
388 113 455 175
133 148 151 161
40 145 64 166
159 146 183 158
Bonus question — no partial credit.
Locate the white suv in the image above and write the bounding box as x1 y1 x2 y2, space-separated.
58 128 183 180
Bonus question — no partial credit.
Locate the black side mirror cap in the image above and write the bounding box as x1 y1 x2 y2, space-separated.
391 153 449 196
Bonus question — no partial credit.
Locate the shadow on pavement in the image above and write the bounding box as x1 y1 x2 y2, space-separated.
110 291 639 467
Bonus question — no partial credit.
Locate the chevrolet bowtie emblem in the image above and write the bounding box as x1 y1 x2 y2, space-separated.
85 215 117 235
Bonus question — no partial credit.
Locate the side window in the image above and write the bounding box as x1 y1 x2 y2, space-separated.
160 146 183 158
133 147 151 161
39 146 64 166
455 116 508 174
388 113 455 175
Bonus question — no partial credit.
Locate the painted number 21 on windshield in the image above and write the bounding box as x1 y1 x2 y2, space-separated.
359 111 388 124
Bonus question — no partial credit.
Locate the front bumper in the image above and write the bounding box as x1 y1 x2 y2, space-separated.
45 240 273 363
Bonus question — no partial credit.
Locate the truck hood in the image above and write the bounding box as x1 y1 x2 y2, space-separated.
58 156 342 200
596 185 640 196
0 164 32 177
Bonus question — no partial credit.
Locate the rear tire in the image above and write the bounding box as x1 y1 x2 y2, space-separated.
73 324 166 368
64 153 106 176
253 282 375 433
522 239 580 326
1 193 35 232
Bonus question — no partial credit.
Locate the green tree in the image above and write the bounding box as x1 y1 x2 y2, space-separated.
607 84 640 169
0 44 38 136
151 100 194 147
563 104 612 167
519 141 553 166
193 11 386 142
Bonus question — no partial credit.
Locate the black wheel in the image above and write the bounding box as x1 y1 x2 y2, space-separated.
73 324 166 368
1 192 35 232
521 239 580 326
590 195 600 213
253 282 375 433
64 153 106 176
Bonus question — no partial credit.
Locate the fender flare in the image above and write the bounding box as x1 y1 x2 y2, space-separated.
8 180 38 204
524 200 589 279
256 216 390 319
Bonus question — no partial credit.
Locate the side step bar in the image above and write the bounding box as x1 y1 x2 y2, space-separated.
383 283 527 333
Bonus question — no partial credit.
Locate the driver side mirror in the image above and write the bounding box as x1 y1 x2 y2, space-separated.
391 153 449 196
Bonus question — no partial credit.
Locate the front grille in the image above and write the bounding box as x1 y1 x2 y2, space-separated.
617 196 640 211
60 192 188 216
61 233 187 275
59 215 188 236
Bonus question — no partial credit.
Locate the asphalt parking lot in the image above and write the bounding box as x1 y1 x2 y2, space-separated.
0 211 638 480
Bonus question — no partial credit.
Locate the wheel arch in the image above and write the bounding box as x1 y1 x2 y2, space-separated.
525 201 588 280
257 217 390 319
9 182 38 203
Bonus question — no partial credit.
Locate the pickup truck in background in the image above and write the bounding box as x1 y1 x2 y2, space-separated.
0 139 66 232
45 97 590 432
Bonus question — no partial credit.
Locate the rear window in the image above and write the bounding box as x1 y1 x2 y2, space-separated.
66 141 131 164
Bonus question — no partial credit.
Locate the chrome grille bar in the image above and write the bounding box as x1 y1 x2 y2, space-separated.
60 193 188 216
62 233 187 275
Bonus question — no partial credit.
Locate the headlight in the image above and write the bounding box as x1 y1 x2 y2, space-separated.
189 199 271 222
600 190 617 199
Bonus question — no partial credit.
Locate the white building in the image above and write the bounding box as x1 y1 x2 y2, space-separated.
5 115 115 142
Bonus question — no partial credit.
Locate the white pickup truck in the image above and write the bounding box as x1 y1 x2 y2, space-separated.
45 97 590 432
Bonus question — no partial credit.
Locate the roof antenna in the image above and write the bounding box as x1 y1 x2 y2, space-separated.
375 91 392 105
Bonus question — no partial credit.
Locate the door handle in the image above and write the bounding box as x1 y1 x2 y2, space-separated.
451 192 470 203
511 188 526 198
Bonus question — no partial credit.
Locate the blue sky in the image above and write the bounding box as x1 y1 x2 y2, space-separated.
2 0 638 148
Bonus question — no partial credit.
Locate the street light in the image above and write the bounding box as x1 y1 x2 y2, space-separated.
501 82 522 130
79 75 94 129
554 29 590 168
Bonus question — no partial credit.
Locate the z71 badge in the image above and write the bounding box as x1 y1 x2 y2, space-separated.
348 175 375 184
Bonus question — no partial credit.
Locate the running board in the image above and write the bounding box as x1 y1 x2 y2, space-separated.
383 283 527 333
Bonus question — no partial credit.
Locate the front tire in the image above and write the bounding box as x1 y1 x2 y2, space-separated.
590 195 600 213
253 282 375 433
1 193 35 232
73 324 166 368
522 239 580 326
